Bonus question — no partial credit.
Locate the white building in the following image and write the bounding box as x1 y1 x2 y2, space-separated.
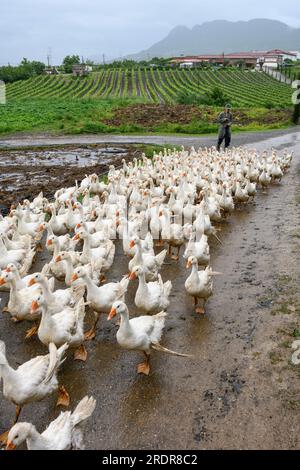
289 51 300 61
256 50 297 68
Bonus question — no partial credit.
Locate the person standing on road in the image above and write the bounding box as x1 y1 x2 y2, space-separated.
217 104 233 151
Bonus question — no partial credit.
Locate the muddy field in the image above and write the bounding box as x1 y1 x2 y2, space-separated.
0 145 141 211
104 104 292 128
1 132 300 450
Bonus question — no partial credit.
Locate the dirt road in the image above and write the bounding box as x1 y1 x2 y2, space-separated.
0 127 298 149
1 131 300 449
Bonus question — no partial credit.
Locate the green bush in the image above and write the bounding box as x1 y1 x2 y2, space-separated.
176 87 229 107
263 101 277 109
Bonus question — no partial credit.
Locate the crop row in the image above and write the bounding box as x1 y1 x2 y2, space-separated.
6 69 292 106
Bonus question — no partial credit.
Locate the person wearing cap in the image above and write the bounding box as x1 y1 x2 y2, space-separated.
217 104 233 151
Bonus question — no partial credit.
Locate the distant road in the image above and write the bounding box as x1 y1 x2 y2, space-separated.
0 127 298 149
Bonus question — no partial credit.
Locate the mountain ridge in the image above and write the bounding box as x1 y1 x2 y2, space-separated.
124 19 300 60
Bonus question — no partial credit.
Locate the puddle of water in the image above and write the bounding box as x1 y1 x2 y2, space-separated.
0 147 127 168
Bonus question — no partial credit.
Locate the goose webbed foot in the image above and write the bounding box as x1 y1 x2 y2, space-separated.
195 306 205 314
137 353 150 375
25 323 39 339
74 344 88 361
56 385 70 407
84 327 96 340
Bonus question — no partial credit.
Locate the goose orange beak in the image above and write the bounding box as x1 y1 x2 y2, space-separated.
28 278 36 287
76 223 82 229
0 277 6 286
73 233 80 241
5 266 11 272
186 261 192 269
129 271 137 280
5 441 16 450
108 307 117 321
30 300 39 314
71 273 78 282
47 239 53 246
129 240 135 248
55 255 62 263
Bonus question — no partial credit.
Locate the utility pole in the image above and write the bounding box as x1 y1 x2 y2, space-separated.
47 47 52 67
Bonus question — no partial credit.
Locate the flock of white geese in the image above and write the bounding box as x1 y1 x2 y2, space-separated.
0 145 292 450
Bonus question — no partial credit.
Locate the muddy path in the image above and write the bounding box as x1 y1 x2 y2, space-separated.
1 132 300 449
0 127 298 150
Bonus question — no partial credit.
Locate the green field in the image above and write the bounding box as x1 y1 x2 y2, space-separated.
6 68 292 107
0 68 294 136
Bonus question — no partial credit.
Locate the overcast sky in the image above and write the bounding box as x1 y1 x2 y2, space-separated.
1 0 300 65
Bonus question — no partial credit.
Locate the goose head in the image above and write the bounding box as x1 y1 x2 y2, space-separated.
6 422 34 450
28 272 47 287
71 266 88 283
46 235 58 249
30 293 45 314
55 251 72 263
128 265 145 281
0 270 14 286
107 300 128 321
186 256 198 269
129 235 140 249
73 229 88 242
4 263 19 274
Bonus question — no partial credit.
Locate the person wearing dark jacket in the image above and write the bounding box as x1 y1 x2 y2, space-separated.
217 104 233 151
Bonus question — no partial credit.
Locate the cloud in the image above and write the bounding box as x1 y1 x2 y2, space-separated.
0 0 300 64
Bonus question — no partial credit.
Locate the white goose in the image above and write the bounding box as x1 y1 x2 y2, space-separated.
128 236 166 281
71 267 129 340
6 396 96 450
185 256 221 314
108 301 189 375
13 210 43 238
183 232 210 266
31 294 88 361
0 270 43 323
159 208 185 260
259 167 271 189
129 265 172 313
37 222 72 252
54 251 101 287
73 230 115 268
0 341 69 444
28 272 85 314
0 236 35 272
47 204 68 235
0 262 50 292
47 235 80 281
1 232 31 251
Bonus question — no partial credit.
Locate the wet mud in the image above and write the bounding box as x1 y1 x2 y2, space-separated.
0 145 137 211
